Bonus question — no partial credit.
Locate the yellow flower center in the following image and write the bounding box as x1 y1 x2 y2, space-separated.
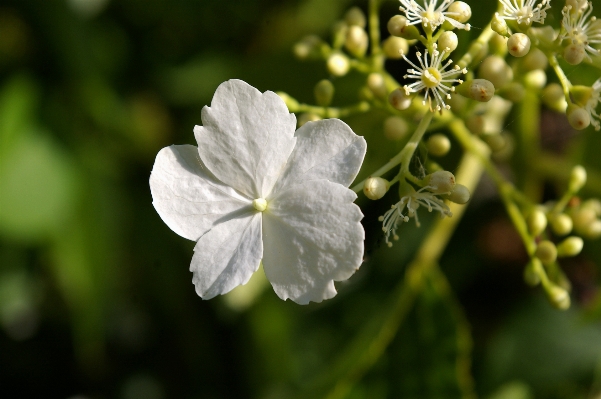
252 198 267 212
421 67 442 88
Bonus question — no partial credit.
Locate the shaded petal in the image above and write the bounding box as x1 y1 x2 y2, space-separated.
262 180 364 304
150 145 250 241
191 212 263 299
194 79 297 198
269 119 366 197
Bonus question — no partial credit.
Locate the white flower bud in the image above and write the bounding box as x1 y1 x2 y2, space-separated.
524 258 542 286
384 116 409 141
479 56 513 89
457 79 496 102
536 240 558 264
524 70 547 90
383 36 408 59
327 53 350 76
448 1 471 23
549 213 573 236
388 87 412 110
447 183 470 204
345 25 368 57
507 33 531 57
527 208 548 236
556 236 584 257
425 171 456 194
492 13 509 36
542 83 567 112
345 6 366 28
523 47 548 71
567 105 591 130
581 219 601 239
363 177 390 200
438 31 458 53
427 134 451 157
563 42 586 65
546 284 571 310
387 15 420 39
367 73 387 99
297 112 321 127
572 207 597 235
293 35 324 60
314 79 334 107
569 165 587 193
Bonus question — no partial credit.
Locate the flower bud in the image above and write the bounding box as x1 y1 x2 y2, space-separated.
447 183 470 204
569 165 587 193
549 213 573 236
456 79 495 102
545 284 571 310
524 70 547 90
556 236 584 257
542 83 567 112
293 35 324 60
581 219 601 239
572 207 597 235
327 53 350 76
314 79 334 107
536 240 558 264
478 56 512 89
345 25 368 57
388 87 412 110
297 112 321 127
384 116 409 141
448 1 471 23
492 13 509 36
527 208 548 236
345 6 366 28
387 15 420 39
425 170 456 194
563 42 586 65
522 47 548 71
438 31 458 53
507 33 531 57
490 33 508 56
383 36 408 59
363 177 390 200
367 73 387 100
524 258 542 286
567 105 591 130
427 134 451 157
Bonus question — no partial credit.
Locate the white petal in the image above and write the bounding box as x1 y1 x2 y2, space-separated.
262 180 364 304
150 145 250 241
191 213 263 299
269 119 366 197
194 79 297 198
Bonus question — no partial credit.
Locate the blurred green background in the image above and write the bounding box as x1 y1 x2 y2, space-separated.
2 0 601 398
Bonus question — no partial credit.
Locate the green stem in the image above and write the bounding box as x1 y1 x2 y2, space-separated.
368 0 382 60
548 54 572 101
517 83 542 200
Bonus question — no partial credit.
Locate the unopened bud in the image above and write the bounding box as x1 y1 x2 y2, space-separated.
581 219 601 239
549 213 573 236
383 36 408 59
345 25 368 57
542 83 567 112
297 112 321 127
456 79 495 102
523 47 548 71
384 116 409 141
427 134 451 157
293 35 324 60
327 53 350 76
490 33 508 56
425 170 456 194
563 42 586 65
479 56 513 89
536 240 558 264
524 69 547 89
492 13 509 36
447 183 470 204
508 33 531 57
448 1 471 23
388 87 412 110
567 105 591 130
528 208 548 236
387 15 420 39
438 31 458 53
524 258 542 286
572 207 597 235
367 73 387 99
363 177 390 200
345 6 366 28
569 165 587 192
314 80 335 107
556 236 584 257
546 284 571 310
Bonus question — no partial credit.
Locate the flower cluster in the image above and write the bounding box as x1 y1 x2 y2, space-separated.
497 0 551 26
399 0 471 31
560 2 601 60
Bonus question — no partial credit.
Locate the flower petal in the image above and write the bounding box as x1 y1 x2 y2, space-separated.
262 179 364 304
194 79 297 198
191 212 263 299
150 145 250 241
269 119 366 197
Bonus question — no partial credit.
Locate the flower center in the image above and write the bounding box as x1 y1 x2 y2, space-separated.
252 198 267 212
516 6 533 24
421 67 442 88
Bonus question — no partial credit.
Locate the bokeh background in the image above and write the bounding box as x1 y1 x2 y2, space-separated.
3 0 601 398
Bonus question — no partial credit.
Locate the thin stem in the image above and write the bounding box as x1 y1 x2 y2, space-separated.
549 54 572 101
517 83 542 200
368 0 382 59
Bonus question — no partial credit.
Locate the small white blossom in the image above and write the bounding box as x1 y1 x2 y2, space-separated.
560 2 601 59
585 78 601 130
378 184 453 246
150 80 367 304
401 44 467 112
399 0 471 30
497 0 551 25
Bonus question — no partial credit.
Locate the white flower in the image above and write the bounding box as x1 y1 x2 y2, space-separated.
150 80 367 304
399 0 471 30
401 44 467 112
497 0 551 26
586 78 601 130
560 2 601 59
378 184 453 246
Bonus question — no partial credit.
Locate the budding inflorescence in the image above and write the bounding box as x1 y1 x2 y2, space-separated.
560 2 601 62
399 0 471 31
497 0 552 26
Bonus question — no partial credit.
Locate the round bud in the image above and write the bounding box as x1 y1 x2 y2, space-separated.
569 165 587 193
524 258 542 286
581 219 601 239
447 1 471 23
527 208 548 236
383 36 408 59
542 83 567 112
327 53 350 76
556 236 584 257
367 73 387 100
524 70 547 90
345 25 368 57
297 112 321 127
583 199 601 215
388 87 412 110
438 31 458 53
425 170 456 194
536 240 558 264
572 207 597 235
501 82 525 102
567 105 591 130
363 177 390 200
387 15 420 39
563 42 586 65
457 79 496 102
546 284 571 310
522 47 548 71
447 183 470 204
293 35 323 60
384 116 409 141
549 213 573 236
479 56 512 89
491 13 509 36
314 79 335 107
345 6 366 28
507 33 531 57
427 134 451 157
